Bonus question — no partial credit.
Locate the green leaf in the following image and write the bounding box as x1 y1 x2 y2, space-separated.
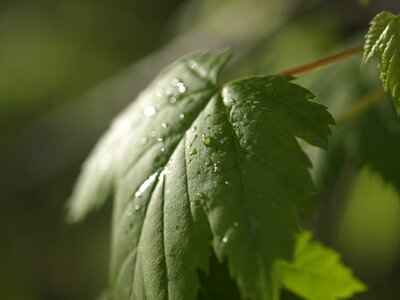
336 166 400 279
280 232 366 300
363 11 400 114
68 50 334 299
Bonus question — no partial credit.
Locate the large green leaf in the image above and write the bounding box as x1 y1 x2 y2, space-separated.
280 232 366 300
363 11 400 114
68 50 334 299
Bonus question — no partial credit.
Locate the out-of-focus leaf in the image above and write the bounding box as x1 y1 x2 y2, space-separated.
336 166 400 279
280 232 366 300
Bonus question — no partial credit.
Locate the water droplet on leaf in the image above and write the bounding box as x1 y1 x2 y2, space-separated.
196 192 205 198
177 83 186 93
144 106 157 117
189 148 197 155
202 136 212 146
140 137 148 145
156 88 165 97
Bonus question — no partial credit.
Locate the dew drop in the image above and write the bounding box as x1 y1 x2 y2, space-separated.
224 180 230 185
222 236 229 243
157 137 164 142
140 137 148 145
135 172 158 199
179 113 185 120
213 163 218 173
161 122 168 128
189 148 197 156
150 130 157 137
134 205 140 211
160 147 165 153
169 96 176 104
196 192 205 198
177 83 186 93
202 136 212 146
190 199 201 207
156 88 165 97
233 221 239 227
189 134 198 148
189 60 198 69
144 106 157 117
205 159 213 167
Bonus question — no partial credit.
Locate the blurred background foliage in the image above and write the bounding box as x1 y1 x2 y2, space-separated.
1 0 400 299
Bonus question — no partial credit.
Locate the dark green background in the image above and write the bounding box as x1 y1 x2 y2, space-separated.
1 0 400 299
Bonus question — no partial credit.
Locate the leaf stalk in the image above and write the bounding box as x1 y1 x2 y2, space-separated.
281 46 364 77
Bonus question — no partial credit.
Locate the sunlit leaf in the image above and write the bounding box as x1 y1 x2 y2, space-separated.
68 50 334 299
363 11 400 114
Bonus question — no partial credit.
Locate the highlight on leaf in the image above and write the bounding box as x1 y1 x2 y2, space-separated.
363 11 400 114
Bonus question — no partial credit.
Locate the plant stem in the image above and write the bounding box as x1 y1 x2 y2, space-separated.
281 46 364 77
335 87 385 125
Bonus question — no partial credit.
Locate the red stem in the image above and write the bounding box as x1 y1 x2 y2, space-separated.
281 46 364 77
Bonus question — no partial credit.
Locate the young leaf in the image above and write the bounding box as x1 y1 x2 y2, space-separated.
280 232 366 300
68 50 334 299
363 11 400 114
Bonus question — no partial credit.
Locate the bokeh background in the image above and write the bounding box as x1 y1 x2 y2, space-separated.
1 0 400 299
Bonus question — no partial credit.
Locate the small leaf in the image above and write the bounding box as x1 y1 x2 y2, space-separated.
363 11 400 114
68 50 334 299
280 232 366 300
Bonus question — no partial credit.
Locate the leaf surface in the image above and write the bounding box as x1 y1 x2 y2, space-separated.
68 50 334 299
280 232 366 300
363 11 400 114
